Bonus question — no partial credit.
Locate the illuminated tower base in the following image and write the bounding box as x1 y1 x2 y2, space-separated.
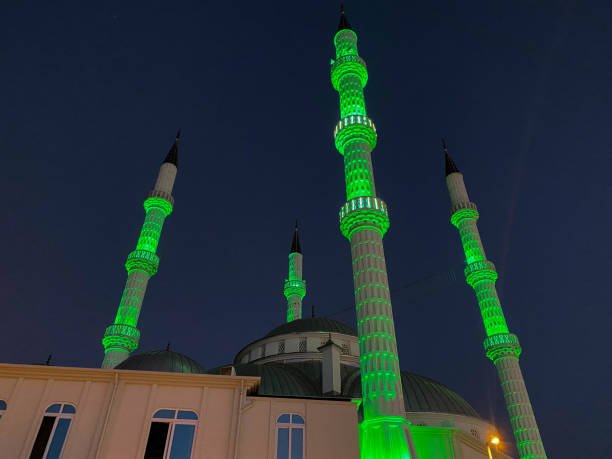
446 144 546 458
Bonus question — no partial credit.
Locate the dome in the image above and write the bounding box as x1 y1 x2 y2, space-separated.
342 368 480 418
216 363 320 397
264 318 357 338
115 350 205 374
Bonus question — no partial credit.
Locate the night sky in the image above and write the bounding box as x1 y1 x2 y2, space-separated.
1 1 610 457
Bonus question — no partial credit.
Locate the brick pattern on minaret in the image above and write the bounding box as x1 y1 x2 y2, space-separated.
331 9 416 459
445 147 547 458
101 133 179 369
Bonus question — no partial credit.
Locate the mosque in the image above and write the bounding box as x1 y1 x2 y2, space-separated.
0 7 547 459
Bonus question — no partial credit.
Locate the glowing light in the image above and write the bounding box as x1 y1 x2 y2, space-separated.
331 20 412 459
490 436 500 445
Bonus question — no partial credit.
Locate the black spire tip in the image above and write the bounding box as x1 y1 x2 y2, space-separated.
290 220 302 254
338 4 352 31
442 138 460 176
163 129 180 167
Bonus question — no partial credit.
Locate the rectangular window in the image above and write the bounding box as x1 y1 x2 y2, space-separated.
144 422 170 459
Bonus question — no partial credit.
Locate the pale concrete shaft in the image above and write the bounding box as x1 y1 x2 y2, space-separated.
496 356 546 458
101 146 178 369
446 165 546 458
351 226 404 419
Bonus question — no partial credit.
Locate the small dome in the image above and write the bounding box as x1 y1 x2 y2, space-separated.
342 369 480 418
115 350 205 374
213 363 320 397
264 318 357 338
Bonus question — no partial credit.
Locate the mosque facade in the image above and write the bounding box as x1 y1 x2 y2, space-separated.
0 8 546 459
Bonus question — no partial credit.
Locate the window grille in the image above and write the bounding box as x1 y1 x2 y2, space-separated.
144 409 198 459
470 428 480 440
276 414 305 459
278 341 285 353
298 338 307 353
341 343 350 355
29 403 76 459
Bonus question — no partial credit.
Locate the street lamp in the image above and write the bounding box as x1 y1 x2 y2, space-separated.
487 436 501 459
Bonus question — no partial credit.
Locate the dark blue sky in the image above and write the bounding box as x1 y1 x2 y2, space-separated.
1 1 610 457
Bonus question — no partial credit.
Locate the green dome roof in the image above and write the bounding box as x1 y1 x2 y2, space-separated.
115 350 205 374
342 367 480 418
222 361 479 418
225 363 320 397
264 318 357 338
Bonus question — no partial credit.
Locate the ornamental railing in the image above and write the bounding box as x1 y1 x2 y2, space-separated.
339 196 390 238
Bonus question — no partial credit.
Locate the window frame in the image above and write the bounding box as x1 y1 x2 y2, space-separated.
275 413 305 459
0 399 6 422
144 408 199 459
31 403 76 459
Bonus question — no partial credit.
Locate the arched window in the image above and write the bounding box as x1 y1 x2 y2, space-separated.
0 399 6 421
29 403 76 459
144 409 198 459
276 414 304 459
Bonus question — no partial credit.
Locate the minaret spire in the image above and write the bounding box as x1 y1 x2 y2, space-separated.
101 132 179 368
442 138 459 176
446 147 547 458
290 219 302 253
331 12 417 459
164 129 180 166
338 4 352 31
284 221 306 322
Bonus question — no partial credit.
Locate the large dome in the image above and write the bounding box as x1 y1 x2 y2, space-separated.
115 350 205 374
216 361 479 418
264 318 357 338
342 368 480 418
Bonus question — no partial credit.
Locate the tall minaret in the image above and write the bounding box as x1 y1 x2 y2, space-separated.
444 141 546 458
101 131 180 369
284 221 306 322
331 7 416 459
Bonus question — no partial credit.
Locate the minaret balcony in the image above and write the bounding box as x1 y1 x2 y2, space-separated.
125 250 160 276
284 279 306 299
331 54 368 89
483 333 522 362
144 191 174 216
464 260 497 286
334 115 377 153
339 196 390 238
102 324 140 353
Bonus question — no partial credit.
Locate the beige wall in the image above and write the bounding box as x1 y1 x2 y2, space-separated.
237 396 359 459
0 364 360 459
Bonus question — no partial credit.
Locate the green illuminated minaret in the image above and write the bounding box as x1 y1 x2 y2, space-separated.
331 7 416 459
101 131 180 369
284 221 306 322
444 142 547 458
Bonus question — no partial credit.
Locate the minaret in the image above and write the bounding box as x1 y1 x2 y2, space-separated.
331 7 416 459
101 131 180 369
444 141 547 458
284 221 306 322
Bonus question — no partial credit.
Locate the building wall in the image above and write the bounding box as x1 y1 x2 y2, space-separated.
237 396 360 459
0 364 360 459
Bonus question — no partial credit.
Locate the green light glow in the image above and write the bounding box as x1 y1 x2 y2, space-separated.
284 252 306 322
450 195 546 458
102 191 174 368
332 25 412 458
359 417 413 459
